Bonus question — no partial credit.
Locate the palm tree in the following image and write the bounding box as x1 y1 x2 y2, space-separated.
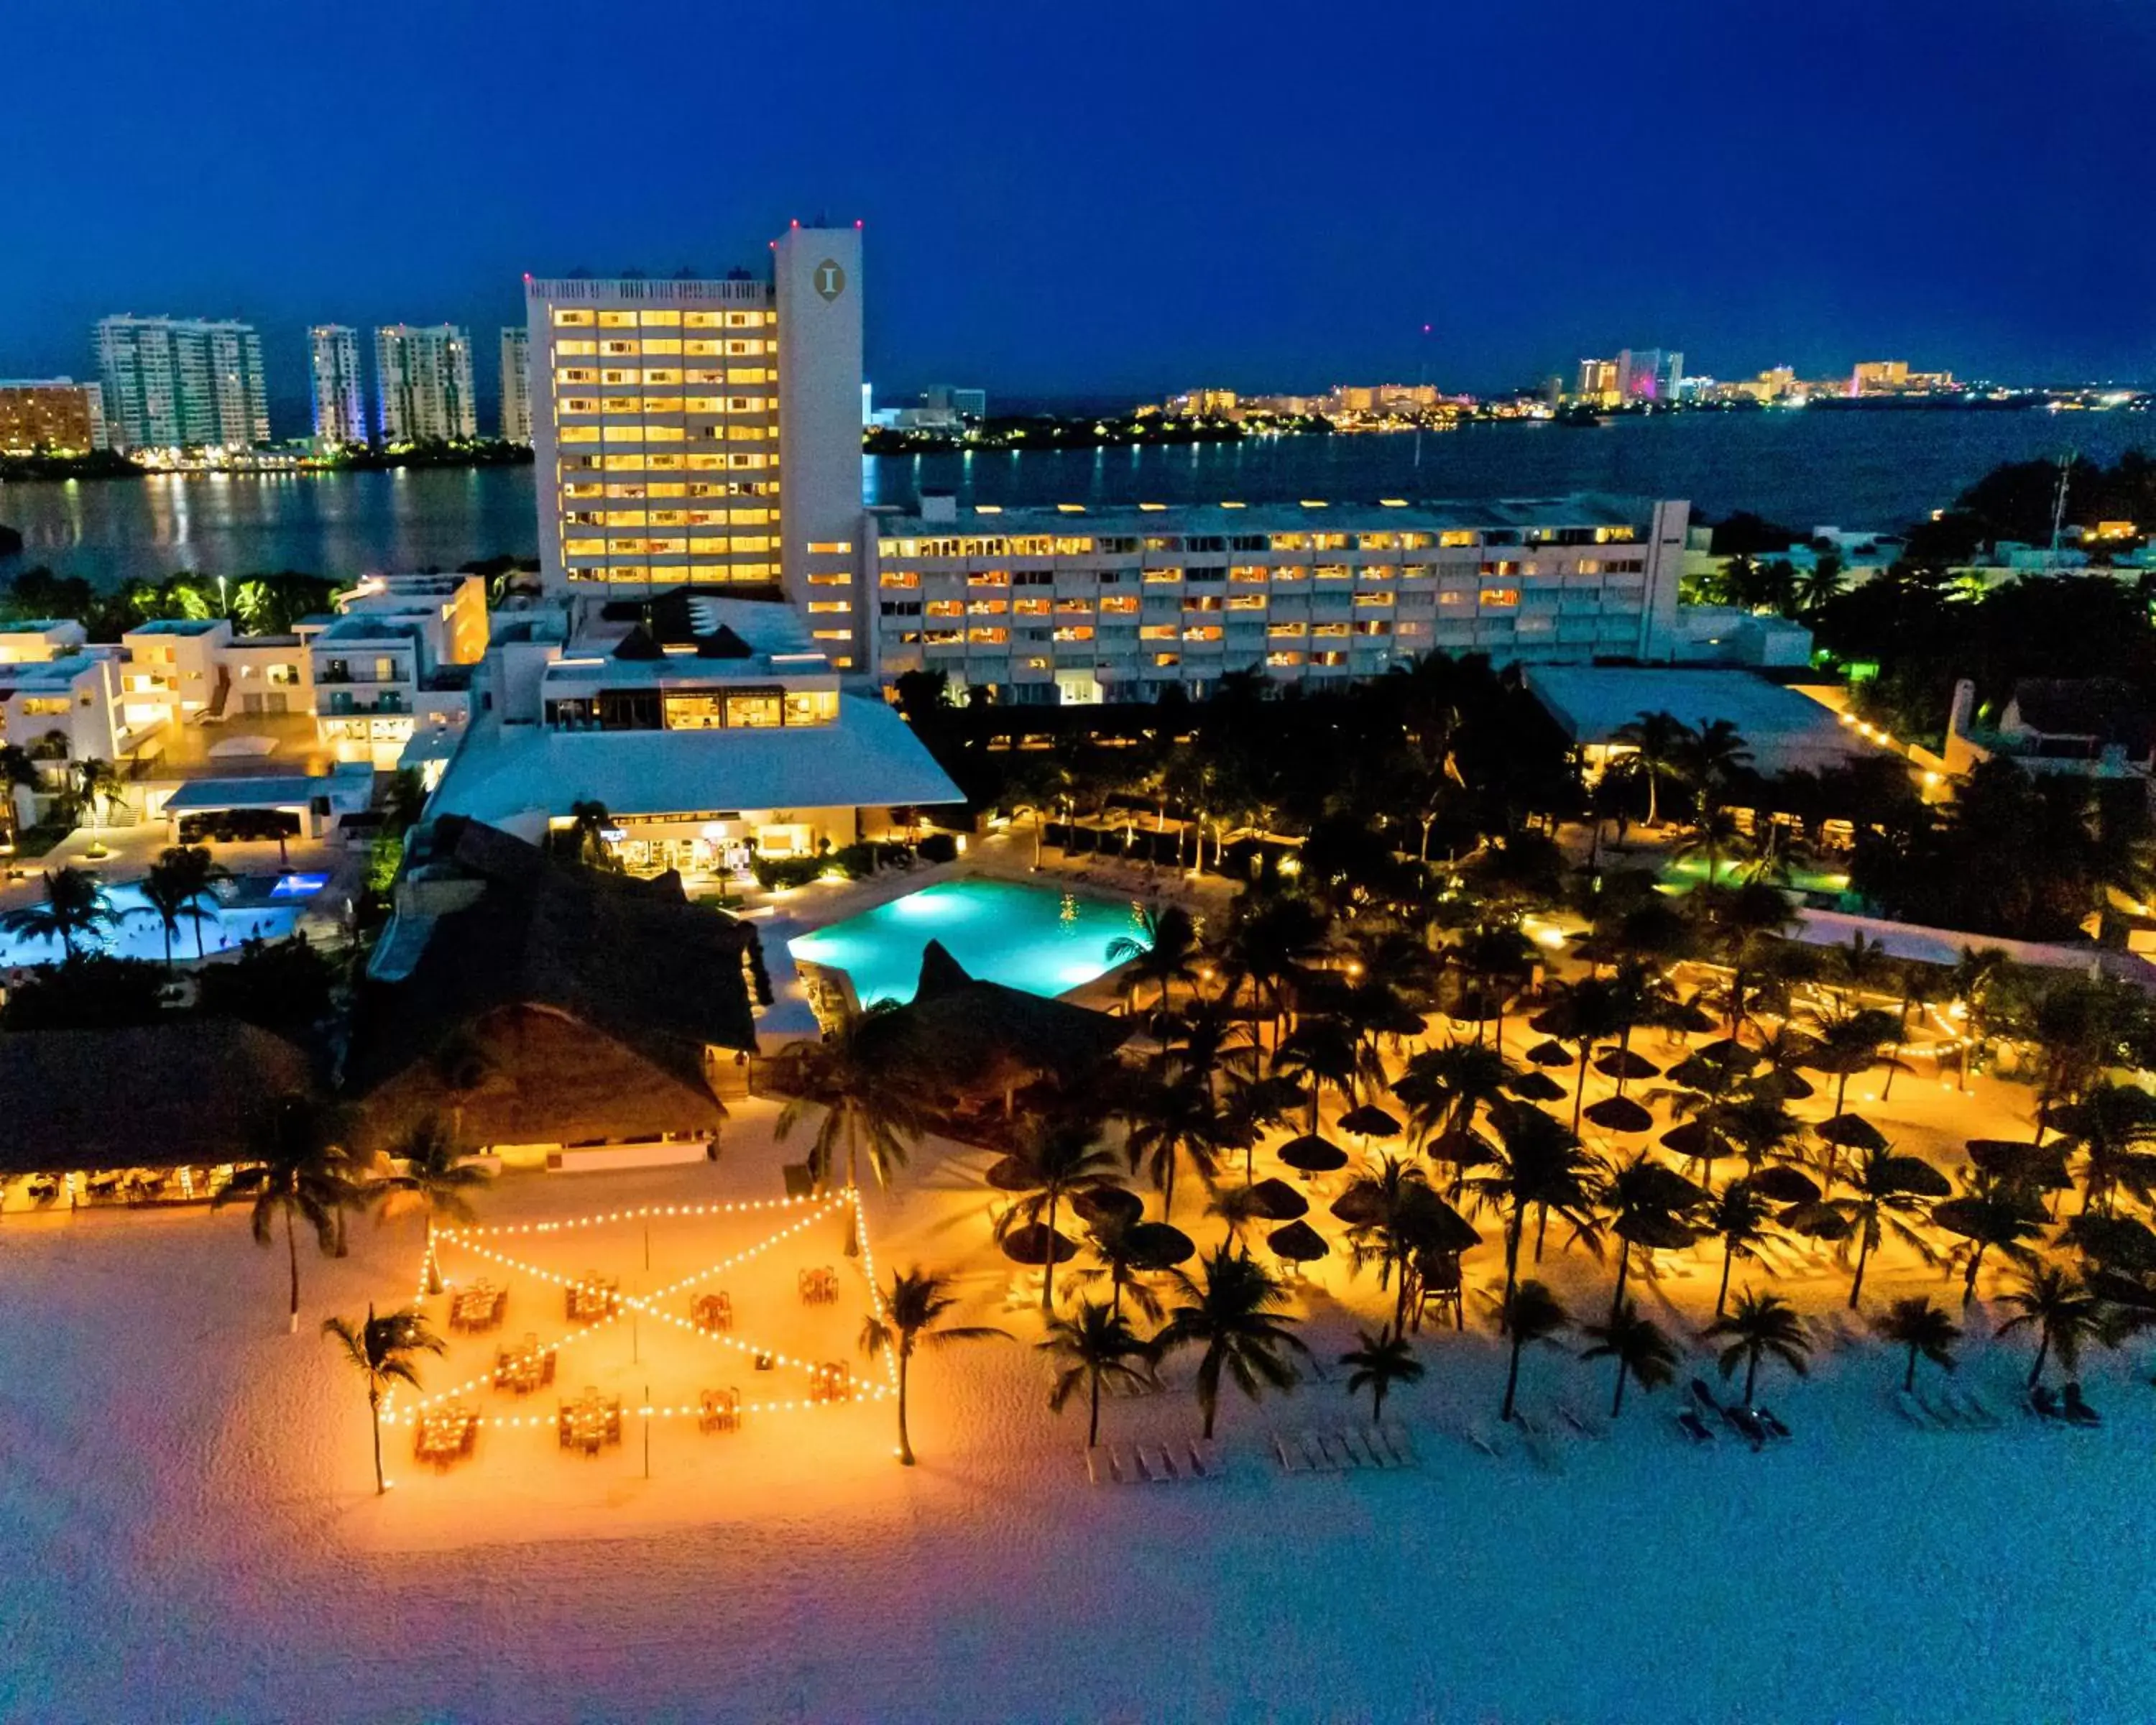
1156 1246 1311 1439
1598 1153 1705 1322
369 1116 494 1295
1705 1177 1783 1319
1394 1040 1518 1152
1677 717 1754 804
154 845 231 960
1074 1213 1166 1322
1465 1103 1603 1322
1121 1070 1222 1219
1338 1154 1447 1339
0 742 42 851
2055 1084 2156 1217
860 1266 1010 1465
1450 921 1537 1049
1611 711 1692 828
1105 903 1199 1036
1880 963 1938 1101
216 1095 359 1333
1578 1300 1677 1417
1488 1279 1570 1422
1873 1297 1960 1393
566 799 619 871
1340 1328 1424 1425
1273 1016 1364 1133
773 1000 930 1230
1704 1287 1810 1405
1041 1300 1156 1448
133 861 193 972
65 757 124 831
1994 1264 2114 1391
0 865 114 961
1791 1146 1944 1310
321 1303 445 1494
1672 802 1746 888
1802 999 1902 1120
995 1112 1123 1312
1931 1168 2047 1307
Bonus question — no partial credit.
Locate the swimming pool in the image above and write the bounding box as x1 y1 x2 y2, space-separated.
0 875 316 968
786 879 1153 1007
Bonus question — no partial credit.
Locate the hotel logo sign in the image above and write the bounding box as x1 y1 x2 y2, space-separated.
814 259 847 302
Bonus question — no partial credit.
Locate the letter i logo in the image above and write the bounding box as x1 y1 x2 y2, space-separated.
813 260 846 302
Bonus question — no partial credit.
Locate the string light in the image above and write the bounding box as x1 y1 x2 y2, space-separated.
392 1188 898 1429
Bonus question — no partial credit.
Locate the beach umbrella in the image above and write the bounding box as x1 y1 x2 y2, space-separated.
1878 1156 1951 1198
1268 1220 1330 1264
1524 1038 1574 1067
1659 1120 1719 1160
1423 1126 1494 1171
1584 1095 1654 1134
1507 1071 1567 1103
1124 1221 1195 1270
1370 1000 1429 1039
1698 1037 1764 1072
1594 1049 1661 1082
1527 1006 1573 1038
1966 1139 2070 1190
1329 1186 1386 1227
1746 1165 1822 1205
1409 1194 1482 1254
1245 1177 1309 1223
1447 991 1502 1027
1782 1201 1854 1242
1660 1000 1718 1035
2061 1213 2156 1275
982 1154 1036 1192
1815 1113 1889 1153
1000 1223 1079 1266
1070 1184 1143 1228
1279 1133 1348 1174
1338 1103 1402 1140
1755 1068 1816 1102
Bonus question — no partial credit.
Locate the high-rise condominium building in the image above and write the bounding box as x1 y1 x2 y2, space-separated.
374 324 478 444
1616 348 1683 402
0 380 109 454
525 222 864 661
865 494 1690 704
308 326 366 446
94 316 270 449
1575 358 1620 400
499 326 532 445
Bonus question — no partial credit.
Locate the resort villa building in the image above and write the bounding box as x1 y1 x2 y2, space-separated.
862 493 1694 704
425 594 961 878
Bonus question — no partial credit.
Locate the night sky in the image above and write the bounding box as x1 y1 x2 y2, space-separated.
5 0 2152 425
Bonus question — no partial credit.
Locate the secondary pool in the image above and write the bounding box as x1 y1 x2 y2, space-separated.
0 874 322 969
786 879 1153 1008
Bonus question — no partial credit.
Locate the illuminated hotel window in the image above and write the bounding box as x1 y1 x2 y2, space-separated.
966 599 1008 615
1053 625 1095 641
556 340 596 356
1139 625 1176 641
783 690 838 725
1313 622 1350 638
552 309 595 326
559 426 600 444
646 426 686 443
726 367 770 385
647 454 685 471
556 368 596 385
642 339 683 356
686 396 722 413
564 538 606 556
1268 621 1307 638
602 369 637 385
648 482 686 498
685 339 722 356
560 397 602 414
686 368 725 384
1312 650 1348 667
1100 595 1139 615
1013 597 1051 616
806 600 852 613
602 510 647 526
643 396 683 413
663 694 725 730
726 690 783 728
1153 653 1180 667
639 309 682 326
925 600 962 618
725 339 766 356
1227 594 1267 611
967 570 1010 588
1182 625 1223 642
1353 592 1395 607
1439 529 1477 548
602 340 638 356
968 627 1008 644
1229 566 1268 584
880 571 921 589
1143 569 1182 584
1353 620 1391 635
1266 650 1304 667
808 572 850 587
1314 564 1350 581
1481 587 1521 608
728 507 771 525
807 540 852 553
598 311 637 328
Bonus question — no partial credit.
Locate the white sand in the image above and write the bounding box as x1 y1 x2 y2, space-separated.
3 1092 2152 1723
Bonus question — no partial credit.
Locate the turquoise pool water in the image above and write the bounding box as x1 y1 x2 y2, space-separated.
0 875 315 969
787 879 1152 1007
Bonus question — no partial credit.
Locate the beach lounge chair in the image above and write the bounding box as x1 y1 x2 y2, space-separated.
1722 1406 1769 1449
1557 1402 1607 1441
1753 1406 1792 1440
1300 1432 1338 1473
1349 1428 1393 1470
1138 1443 1177 1482
1675 1410 1714 1445
1272 1431 1311 1476
1321 1432 1359 1471
1187 1438 1222 1478
1466 1422 1505 1459
1945 1381 2002 1429
1688 1377 1723 1417
1915 1387 1964 1431
1106 1442 1135 1482
2027 1385 2065 1422
1378 1422 1419 1467
1084 1447 1103 1486
2062 1382 2102 1427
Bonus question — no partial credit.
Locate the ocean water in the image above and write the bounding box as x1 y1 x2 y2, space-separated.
1 409 2145 588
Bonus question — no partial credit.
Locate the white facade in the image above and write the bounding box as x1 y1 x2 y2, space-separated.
374 324 478 444
499 326 531 445
94 316 270 449
865 495 1690 702
525 224 864 668
308 325 366 446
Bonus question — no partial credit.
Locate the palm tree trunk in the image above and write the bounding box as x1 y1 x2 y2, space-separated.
1609 1239 1631 1324
285 1204 300 1334
425 1214 443 1297
1572 1043 1590 1135
1041 1188 1060 1313
843 1116 861 1256
1962 1244 1984 1307
1391 1247 1412 1340
1088 1368 1102 1447
1904 1342 1919 1394
1500 1212 1523 1330
1533 1201 1549 1264
896 1350 916 1464
369 1389 385 1494
1611 1358 1629 1417
1716 1243 1735 1319
1501 1335 1524 1420
1847 1225 1873 1310
2026 1334 2050 1391
1742 1347 1759 1405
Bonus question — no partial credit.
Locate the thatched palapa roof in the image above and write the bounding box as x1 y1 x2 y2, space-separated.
893 939 1130 1092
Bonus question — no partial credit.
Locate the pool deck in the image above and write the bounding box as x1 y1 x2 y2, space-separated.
742 826 1235 1044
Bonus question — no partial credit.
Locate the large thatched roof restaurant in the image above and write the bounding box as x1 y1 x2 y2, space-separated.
0 1019 315 1207
346 816 760 1167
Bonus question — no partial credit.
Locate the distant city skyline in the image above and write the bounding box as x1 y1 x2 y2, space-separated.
6 2 2152 426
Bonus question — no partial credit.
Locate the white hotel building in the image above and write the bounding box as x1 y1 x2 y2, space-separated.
862 494 1691 703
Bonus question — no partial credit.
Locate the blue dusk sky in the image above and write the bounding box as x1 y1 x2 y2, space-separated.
3 0 2152 423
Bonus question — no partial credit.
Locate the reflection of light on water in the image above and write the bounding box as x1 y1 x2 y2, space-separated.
1057 961 1103 988
1060 892 1077 925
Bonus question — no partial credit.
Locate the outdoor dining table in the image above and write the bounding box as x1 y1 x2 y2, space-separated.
415 1405 478 1470
691 1291 734 1333
449 1282 507 1333
558 1390 623 1457
808 1361 852 1404
798 1266 839 1306
565 1275 620 1321
493 1337 556 1395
